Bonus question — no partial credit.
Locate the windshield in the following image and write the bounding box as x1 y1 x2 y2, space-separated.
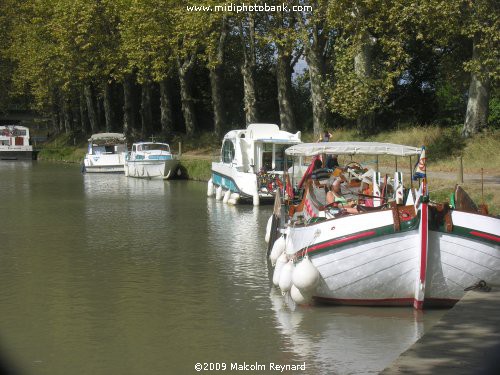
140 143 170 152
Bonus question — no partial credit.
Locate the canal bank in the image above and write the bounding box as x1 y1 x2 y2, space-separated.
381 287 500 374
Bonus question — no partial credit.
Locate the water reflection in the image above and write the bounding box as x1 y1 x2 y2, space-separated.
269 288 434 374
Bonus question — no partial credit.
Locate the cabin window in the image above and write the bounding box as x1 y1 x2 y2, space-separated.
132 145 136 152
274 145 291 171
262 144 291 171
222 140 235 163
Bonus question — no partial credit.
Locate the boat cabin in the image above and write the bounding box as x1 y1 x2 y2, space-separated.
0 125 31 148
219 123 301 174
87 133 127 155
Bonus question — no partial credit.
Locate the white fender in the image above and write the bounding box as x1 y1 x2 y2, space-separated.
290 284 312 305
223 189 231 203
253 192 260 206
207 179 214 197
285 235 296 255
273 252 288 286
215 186 223 200
279 260 294 293
228 192 240 205
265 215 273 244
269 235 286 265
292 256 319 292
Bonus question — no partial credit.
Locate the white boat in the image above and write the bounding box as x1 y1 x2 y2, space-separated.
124 141 179 179
0 125 36 160
83 133 127 173
267 142 499 309
209 123 302 205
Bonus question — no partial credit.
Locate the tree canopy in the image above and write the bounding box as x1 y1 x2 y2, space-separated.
1 0 498 139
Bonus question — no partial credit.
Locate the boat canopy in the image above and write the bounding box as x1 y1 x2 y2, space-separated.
285 142 422 157
88 133 126 143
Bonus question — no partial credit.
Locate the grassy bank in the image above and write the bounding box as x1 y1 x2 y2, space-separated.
37 126 499 214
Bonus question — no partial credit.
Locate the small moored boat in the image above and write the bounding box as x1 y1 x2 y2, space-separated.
209 123 302 205
0 125 36 160
124 141 179 179
83 133 127 173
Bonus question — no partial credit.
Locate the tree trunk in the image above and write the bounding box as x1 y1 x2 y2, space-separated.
71 91 81 135
159 78 174 139
210 66 225 137
103 82 114 132
306 47 328 138
79 88 90 135
355 30 376 134
242 62 258 125
239 16 258 126
50 88 61 134
209 17 227 138
62 95 72 134
140 80 153 139
122 73 135 137
462 35 491 138
276 48 296 131
84 84 99 134
178 59 197 136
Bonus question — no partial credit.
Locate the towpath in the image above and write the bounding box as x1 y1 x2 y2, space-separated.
381 287 500 374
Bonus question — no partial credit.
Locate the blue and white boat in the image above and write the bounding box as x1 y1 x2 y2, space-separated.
124 141 178 179
209 123 302 205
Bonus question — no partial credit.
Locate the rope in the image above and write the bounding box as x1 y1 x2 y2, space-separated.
464 280 491 292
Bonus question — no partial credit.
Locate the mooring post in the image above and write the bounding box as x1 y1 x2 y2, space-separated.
458 156 464 183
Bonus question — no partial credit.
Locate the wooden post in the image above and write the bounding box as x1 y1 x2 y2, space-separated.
178 141 182 157
458 156 464 183
409 155 413 190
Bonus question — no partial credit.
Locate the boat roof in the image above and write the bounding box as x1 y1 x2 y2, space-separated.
88 133 126 142
132 141 170 146
285 142 422 157
0 125 29 130
224 123 301 143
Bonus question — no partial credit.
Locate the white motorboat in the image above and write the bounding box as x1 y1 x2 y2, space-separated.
267 142 499 309
83 133 127 173
0 125 36 160
209 123 302 205
124 141 179 179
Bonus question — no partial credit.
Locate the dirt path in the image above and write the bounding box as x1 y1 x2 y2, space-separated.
427 171 500 187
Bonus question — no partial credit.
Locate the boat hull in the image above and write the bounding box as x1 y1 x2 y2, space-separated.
0 150 36 160
211 162 276 200
312 230 420 306
425 210 500 306
125 159 179 179
83 153 125 173
283 209 421 307
280 206 499 308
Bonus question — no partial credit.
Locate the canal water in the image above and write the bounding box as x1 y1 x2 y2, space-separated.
0 161 446 375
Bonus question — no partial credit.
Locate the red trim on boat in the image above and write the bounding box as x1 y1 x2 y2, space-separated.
306 230 377 255
419 204 428 283
313 296 415 307
470 231 500 243
313 296 459 308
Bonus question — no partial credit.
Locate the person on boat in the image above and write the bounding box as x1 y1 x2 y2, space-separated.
326 154 339 169
317 130 332 142
326 178 359 214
